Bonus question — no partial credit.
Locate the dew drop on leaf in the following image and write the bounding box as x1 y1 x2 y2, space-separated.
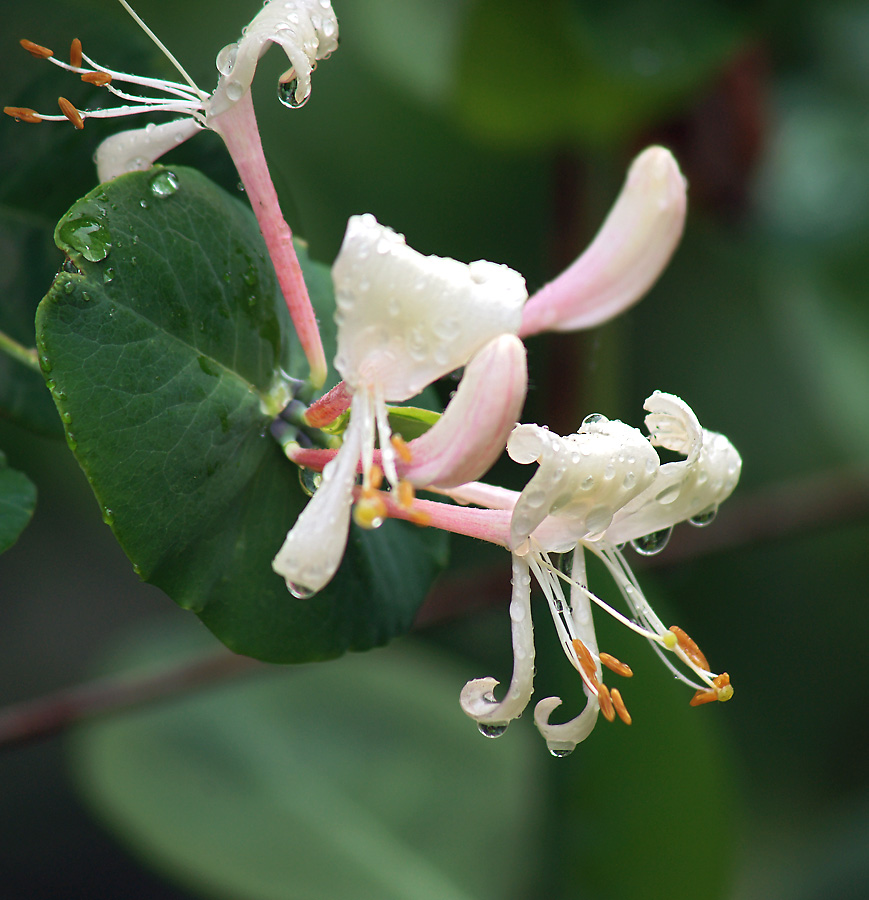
149 170 180 198
58 214 112 262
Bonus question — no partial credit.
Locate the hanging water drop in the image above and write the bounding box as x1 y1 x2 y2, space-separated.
288 582 316 599
689 506 718 527
631 526 673 556
478 722 509 739
278 75 310 108
149 169 180 198
582 413 606 427
548 743 575 758
299 468 323 497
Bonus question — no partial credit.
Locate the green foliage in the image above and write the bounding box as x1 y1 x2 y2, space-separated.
71 626 545 900
0 450 37 553
35 167 447 662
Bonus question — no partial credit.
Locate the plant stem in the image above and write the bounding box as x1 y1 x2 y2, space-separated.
0 649 262 750
0 329 40 373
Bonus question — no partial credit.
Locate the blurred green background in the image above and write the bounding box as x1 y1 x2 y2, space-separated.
2 0 868 898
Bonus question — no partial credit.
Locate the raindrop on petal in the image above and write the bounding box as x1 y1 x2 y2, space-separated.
630 526 673 556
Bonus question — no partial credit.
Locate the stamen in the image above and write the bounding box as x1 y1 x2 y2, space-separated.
70 38 82 69
81 71 113 87
20 39 53 59
397 480 415 509
367 465 384 491
390 434 413 464
611 688 632 725
599 652 634 678
352 492 387 529
3 106 42 123
668 625 710 671
57 97 84 129
713 672 734 702
597 683 616 722
571 638 598 682
689 688 718 707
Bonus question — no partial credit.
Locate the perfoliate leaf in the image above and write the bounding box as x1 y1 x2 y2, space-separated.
35 167 447 662
0 450 37 554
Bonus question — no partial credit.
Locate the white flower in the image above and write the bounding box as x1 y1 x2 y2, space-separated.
449 392 740 756
272 214 528 597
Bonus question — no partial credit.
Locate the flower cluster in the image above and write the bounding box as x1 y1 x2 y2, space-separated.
8 0 741 755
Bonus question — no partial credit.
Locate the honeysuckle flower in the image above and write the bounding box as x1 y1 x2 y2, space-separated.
383 392 740 756
272 214 528 598
5 0 339 386
519 146 687 338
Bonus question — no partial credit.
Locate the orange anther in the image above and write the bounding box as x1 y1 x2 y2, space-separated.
611 688 632 725
397 480 415 509
390 434 413 464
57 96 84 129
20 39 54 59
367 465 383 491
70 38 82 69
571 639 598 682
81 71 112 87
597 683 616 722
669 625 710 671
3 106 42 124
599 652 633 678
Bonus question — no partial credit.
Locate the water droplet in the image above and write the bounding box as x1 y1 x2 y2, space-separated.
215 42 238 75
198 355 219 377
139 199 149 209
623 471 636 489
39 355 52 372
582 475 595 491
63 282 75 295
655 483 681 505
582 413 606 427
299 468 322 497
58 213 112 262
225 80 244 102
478 722 508 739
132 563 142 577
289 582 316 599
278 76 310 108
62 257 80 274
631 526 673 556
103 267 115 284
61 411 72 425
509 599 526 622
149 169 179 198
548 743 575 758
689 506 718 527
102 507 115 526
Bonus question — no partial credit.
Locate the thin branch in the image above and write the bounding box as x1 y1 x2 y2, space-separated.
0 648 262 750
0 329 41 372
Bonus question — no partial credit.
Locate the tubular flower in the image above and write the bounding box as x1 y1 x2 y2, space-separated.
427 392 741 756
271 214 528 598
5 0 339 386
519 146 687 338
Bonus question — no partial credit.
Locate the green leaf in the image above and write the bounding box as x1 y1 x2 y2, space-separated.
71 626 546 900
387 405 442 441
35 167 447 662
0 450 37 553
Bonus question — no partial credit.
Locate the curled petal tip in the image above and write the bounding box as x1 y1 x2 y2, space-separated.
401 335 527 489
519 145 687 337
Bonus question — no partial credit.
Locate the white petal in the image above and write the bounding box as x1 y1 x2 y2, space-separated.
605 395 742 544
332 215 527 401
460 555 535 727
272 393 369 595
400 335 527 489
95 118 202 182
508 415 659 552
208 0 339 117
520 146 687 337
533 695 600 755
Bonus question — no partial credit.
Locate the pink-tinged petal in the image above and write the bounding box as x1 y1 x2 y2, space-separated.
210 91 327 387
461 555 536 727
304 381 353 428
284 446 336 471
437 481 521 511
95 118 202 182
379 493 511 547
398 335 527 489
519 146 687 338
